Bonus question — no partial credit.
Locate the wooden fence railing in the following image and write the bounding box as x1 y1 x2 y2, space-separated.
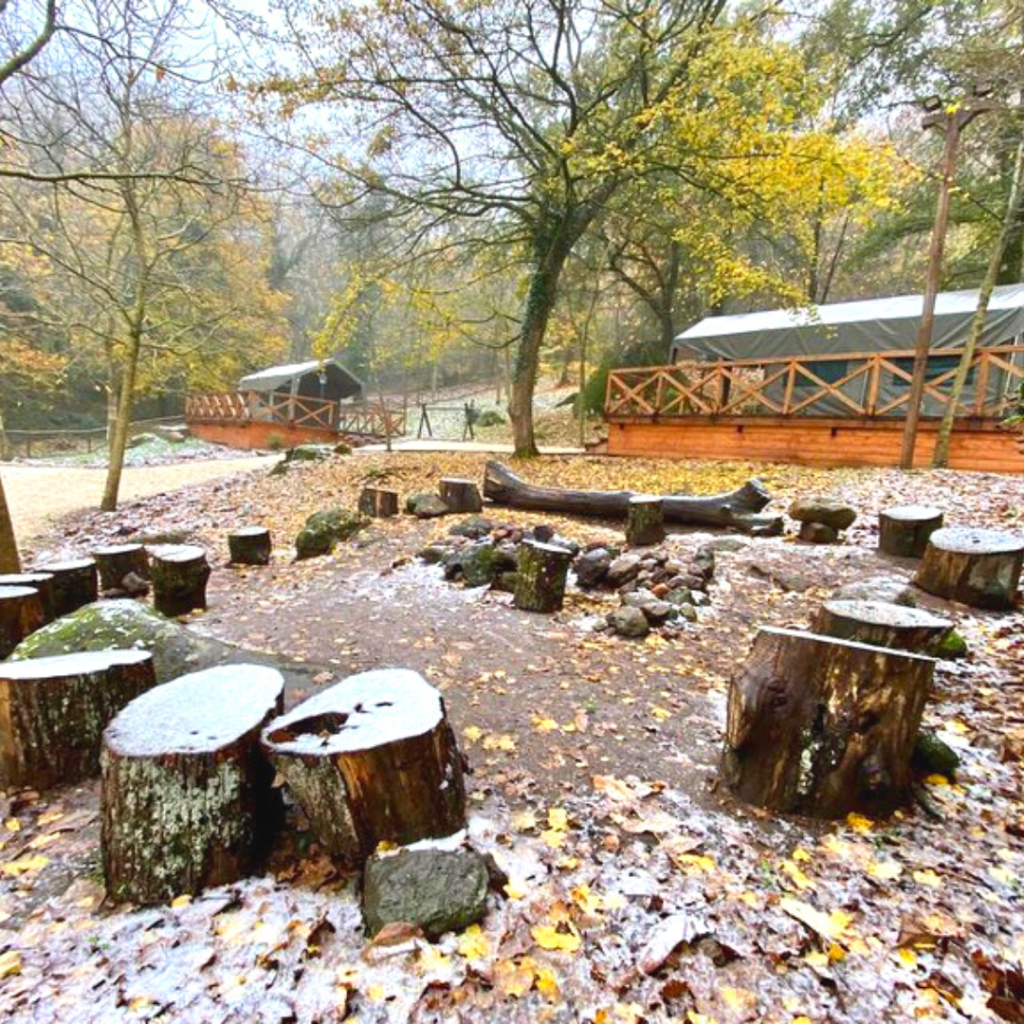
605 345 1024 421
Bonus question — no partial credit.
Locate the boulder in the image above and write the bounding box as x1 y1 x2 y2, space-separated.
799 522 839 544
606 605 650 638
607 553 643 587
575 548 613 589
418 544 449 565
448 516 497 540
407 493 450 519
788 498 857 532
443 541 513 587
912 730 961 778
294 507 368 559
286 444 335 462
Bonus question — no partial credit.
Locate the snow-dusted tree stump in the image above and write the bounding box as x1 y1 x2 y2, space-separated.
0 584 46 658
101 664 284 905
0 650 155 789
227 526 272 565
722 627 935 818
914 526 1024 610
514 539 574 613
262 669 466 865
358 487 400 519
439 478 483 514
878 505 944 558
93 543 150 591
149 545 211 616
35 557 97 617
626 495 666 547
813 599 952 654
0 573 56 624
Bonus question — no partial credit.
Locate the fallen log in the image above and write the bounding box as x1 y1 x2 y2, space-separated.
483 461 781 534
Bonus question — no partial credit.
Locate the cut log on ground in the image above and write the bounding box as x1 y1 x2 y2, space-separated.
914 526 1024 610
0 584 46 659
813 599 953 654
0 573 56 624
878 505 944 558
483 461 782 534
93 543 150 591
439 478 483 514
262 669 466 865
722 626 935 818
514 540 574 613
358 487 400 519
228 526 273 565
626 495 666 547
0 650 155 789
149 545 211 616
101 664 284 905
34 558 97 617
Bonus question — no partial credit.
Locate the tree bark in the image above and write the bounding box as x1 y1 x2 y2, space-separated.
0 472 20 573
813 599 952 654
438 478 483 514
514 540 573 612
227 527 273 565
93 543 150 590
34 558 98 617
0 584 45 658
914 526 1024 610
626 495 666 547
149 545 211 616
878 505 944 559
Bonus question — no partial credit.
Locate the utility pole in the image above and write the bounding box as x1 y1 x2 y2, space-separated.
900 95 992 469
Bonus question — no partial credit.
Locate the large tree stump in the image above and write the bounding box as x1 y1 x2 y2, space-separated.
626 495 666 547
914 526 1024 610
439 478 483 514
358 487 400 519
0 573 56 624
93 543 150 590
262 669 466 865
149 545 211 616
0 584 46 658
878 505 945 558
514 540 574 613
721 627 935 818
0 650 155 789
101 664 284 905
227 526 273 565
813 599 953 654
34 558 98 617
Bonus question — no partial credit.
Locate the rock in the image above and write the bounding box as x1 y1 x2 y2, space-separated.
126 432 160 448
295 508 369 559
623 592 674 624
788 498 857 531
448 516 497 539
932 628 969 659
607 553 643 587
575 548 613 589
444 541 513 587
408 494 450 519
691 546 716 581
799 522 839 544
418 544 449 565
834 575 917 607
286 443 335 462
748 562 813 592
152 423 190 442
606 605 650 638
913 730 961 778
119 572 150 597
702 537 750 554
673 602 699 622
495 571 519 593
333 442 353 455
362 848 489 940
531 524 555 543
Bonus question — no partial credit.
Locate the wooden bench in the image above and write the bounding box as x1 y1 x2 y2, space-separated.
878 505 944 558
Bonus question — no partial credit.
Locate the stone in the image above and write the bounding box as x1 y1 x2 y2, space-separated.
448 516 497 539
294 507 368 559
575 548 613 589
606 605 650 638
799 522 839 544
408 494 450 519
701 537 750 554
362 848 489 940
834 575 917 607
444 541 513 587
932 628 969 659
286 443 335 462
607 553 643 587
788 498 857 532
623 592 674 624
912 731 961 778
418 544 449 565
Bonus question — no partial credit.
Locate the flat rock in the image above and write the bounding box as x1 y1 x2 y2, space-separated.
607 553 643 587
834 575 917 607
448 516 497 539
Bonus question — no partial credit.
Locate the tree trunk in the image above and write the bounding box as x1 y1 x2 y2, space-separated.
101 325 141 511
878 505 945 558
0 472 20 573
514 540 573 613
227 527 273 565
813 599 952 654
438 478 483 514
0 572 56 624
722 627 935 818
626 496 666 547
35 558 98 617
149 545 211 616
0 584 46 658
93 543 150 590
914 526 1024 610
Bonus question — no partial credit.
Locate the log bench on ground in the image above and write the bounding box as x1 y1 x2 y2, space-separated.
32 558 97 617
722 626 935 818
227 526 273 565
914 526 1024 610
0 572 56 624
0 650 155 789
813 599 953 654
878 505 945 558
149 545 211 616
101 664 284 905
262 669 466 865
93 543 150 591
0 584 46 658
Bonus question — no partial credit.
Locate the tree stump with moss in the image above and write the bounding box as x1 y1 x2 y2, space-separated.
261 669 466 865
721 627 934 818
0 584 46 658
914 526 1024 610
34 558 97 617
813 599 952 654
0 650 155 789
878 505 944 558
227 527 272 565
358 487 400 519
439 478 483 514
93 544 150 591
149 545 211 616
513 540 573 613
626 495 666 547
101 664 284 905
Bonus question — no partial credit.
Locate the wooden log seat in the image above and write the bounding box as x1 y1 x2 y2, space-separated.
101 664 285 905
514 539 574 613
227 526 273 565
149 545 212 616
914 526 1024 610
357 487 400 519
93 543 150 591
721 627 935 818
439 477 483 514
33 558 98 618
0 585 46 658
0 650 155 789
262 669 466 865
878 505 945 558
0 572 56 624
813 599 953 654
626 495 666 547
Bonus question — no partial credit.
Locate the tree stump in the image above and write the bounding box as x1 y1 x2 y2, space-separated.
227 526 273 565
93 543 150 591
101 664 284 905
358 487 400 519
914 526 1024 610
34 558 97 617
0 572 56 624
0 585 46 658
0 650 155 789
149 545 211 616
878 505 944 558
626 495 666 547
813 599 953 654
721 626 935 818
439 478 483 514
513 540 574 613
262 669 466 865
